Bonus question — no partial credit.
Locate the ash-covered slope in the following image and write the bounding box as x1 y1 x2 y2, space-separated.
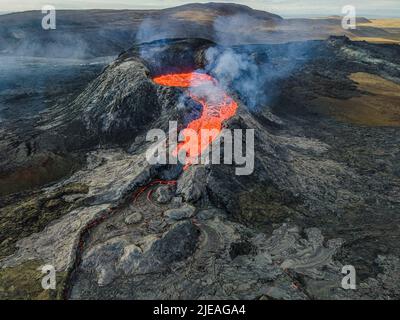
0 37 400 300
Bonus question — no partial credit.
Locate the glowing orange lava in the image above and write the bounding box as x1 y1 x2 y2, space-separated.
153 72 215 87
153 72 238 167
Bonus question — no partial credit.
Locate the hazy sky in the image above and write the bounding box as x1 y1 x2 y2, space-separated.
0 0 399 18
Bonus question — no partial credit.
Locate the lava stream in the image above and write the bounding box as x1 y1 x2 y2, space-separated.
153 72 238 166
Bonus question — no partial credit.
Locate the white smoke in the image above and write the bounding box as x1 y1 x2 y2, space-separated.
136 11 313 109
136 18 172 44
203 46 268 109
213 13 264 45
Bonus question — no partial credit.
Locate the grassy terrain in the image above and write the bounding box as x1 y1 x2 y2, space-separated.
0 183 88 259
350 37 400 44
349 18 400 43
0 260 66 300
312 72 400 126
358 19 400 28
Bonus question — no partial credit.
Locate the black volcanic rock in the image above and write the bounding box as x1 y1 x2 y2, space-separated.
73 58 161 143
1 37 400 300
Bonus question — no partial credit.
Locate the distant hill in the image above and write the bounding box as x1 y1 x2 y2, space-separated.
0 3 398 58
0 3 282 58
161 2 282 20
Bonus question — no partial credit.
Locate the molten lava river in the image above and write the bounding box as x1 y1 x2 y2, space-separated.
153 72 238 167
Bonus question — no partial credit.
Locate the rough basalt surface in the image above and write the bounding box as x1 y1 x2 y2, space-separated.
1 37 400 300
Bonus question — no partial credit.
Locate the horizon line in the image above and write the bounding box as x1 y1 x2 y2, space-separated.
1 8 399 19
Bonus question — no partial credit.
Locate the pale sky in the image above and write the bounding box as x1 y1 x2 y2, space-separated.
0 0 399 18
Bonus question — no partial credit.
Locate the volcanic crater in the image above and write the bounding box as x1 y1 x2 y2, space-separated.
0 35 400 300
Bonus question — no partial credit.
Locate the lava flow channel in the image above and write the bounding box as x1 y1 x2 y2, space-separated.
153 72 238 166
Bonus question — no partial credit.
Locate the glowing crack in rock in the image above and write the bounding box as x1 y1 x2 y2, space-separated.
153 72 238 168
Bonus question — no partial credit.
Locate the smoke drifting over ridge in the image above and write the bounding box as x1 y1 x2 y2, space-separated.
203 46 268 109
202 14 314 109
137 12 314 110
136 18 173 44
213 13 268 45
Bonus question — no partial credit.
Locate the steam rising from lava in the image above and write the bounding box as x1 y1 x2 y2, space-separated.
204 47 268 109
137 12 315 111
153 72 238 166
